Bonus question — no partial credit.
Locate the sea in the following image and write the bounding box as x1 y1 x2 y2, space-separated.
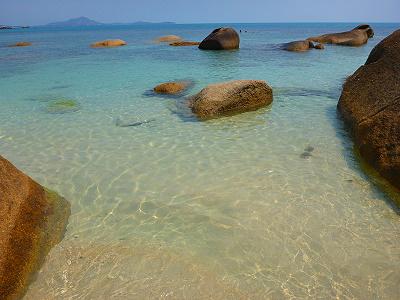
0 23 399 299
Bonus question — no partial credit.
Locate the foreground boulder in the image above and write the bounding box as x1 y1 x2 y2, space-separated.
155 35 182 43
154 81 191 95
189 80 273 119
338 29 400 191
308 24 374 46
169 41 200 47
199 28 240 50
283 40 315 52
9 42 32 47
91 39 127 48
0 156 70 300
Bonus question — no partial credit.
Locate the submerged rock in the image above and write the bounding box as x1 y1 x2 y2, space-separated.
115 117 155 127
283 40 315 52
338 29 400 190
155 35 182 43
9 42 32 47
90 39 127 48
0 155 70 300
308 24 374 46
189 80 273 120
46 99 80 114
199 28 240 50
315 43 325 50
169 41 200 47
153 81 191 95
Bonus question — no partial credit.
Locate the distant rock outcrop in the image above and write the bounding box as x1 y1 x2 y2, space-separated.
189 80 273 119
338 29 400 190
169 41 200 47
46 17 102 27
8 42 32 47
0 155 70 300
155 35 182 43
91 39 127 48
308 24 374 46
199 28 240 50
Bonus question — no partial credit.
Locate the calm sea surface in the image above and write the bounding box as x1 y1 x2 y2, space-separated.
1 23 399 299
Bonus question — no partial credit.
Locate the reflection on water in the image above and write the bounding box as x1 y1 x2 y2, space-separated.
0 23 399 299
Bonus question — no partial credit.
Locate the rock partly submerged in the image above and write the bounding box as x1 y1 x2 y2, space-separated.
90 39 127 48
169 41 200 47
308 24 374 46
338 29 400 191
154 81 192 95
155 35 182 43
0 155 70 300
189 80 273 120
8 42 32 47
283 40 315 52
46 99 80 114
199 28 240 50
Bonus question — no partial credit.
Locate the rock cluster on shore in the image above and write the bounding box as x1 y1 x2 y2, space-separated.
338 29 400 191
189 80 273 119
0 156 70 300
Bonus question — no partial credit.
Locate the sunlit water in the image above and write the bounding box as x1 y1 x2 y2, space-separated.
1 23 399 299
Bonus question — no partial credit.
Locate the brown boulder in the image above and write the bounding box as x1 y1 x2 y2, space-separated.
91 39 127 48
155 35 182 43
308 24 374 46
283 40 315 52
154 81 191 94
338 29 400 191
199 28 240 50
189 80 273 120
169 41 200 47
0 156 70 300
9 42 32 47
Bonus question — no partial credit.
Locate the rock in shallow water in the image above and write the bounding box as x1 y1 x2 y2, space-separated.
46 99 80 114
153 81 191 95
308 24 374 46
91 39 127 48
189 80 273 120
8 42 32 47
0 155 70 300
283 40 315 52
338 29 400 191
199 28 240 50
155 35 182 43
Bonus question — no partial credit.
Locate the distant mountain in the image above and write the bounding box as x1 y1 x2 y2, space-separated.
46 17 103 27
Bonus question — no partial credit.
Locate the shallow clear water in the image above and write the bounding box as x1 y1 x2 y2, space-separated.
1 23 400 299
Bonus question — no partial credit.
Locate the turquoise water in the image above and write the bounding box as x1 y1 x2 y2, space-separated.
1 23 400 299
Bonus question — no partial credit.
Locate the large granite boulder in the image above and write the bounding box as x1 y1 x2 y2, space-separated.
154 81 191 95
338 29 400 191
189 80 273 119
283 40 315 52
199 28 240 50
0 156 70 300
91 39 127 48
308 24 374 46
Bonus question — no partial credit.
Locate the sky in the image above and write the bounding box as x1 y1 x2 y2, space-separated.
0 0 399 26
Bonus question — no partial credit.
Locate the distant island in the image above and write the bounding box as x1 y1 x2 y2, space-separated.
43 16 175 27
0 25 29 30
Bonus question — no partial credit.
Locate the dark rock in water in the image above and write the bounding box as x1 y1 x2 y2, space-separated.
315 43 325 50
8 42 32 47
199 28 240 50
300 152 312 159
189 80 273 120
115 117 155 127
0 155 70 300
338 29 400 191
49 85 71 90
275 87 339 100
46 99 80 114
304 146 315 152
308 24 374 46
283 40 315 52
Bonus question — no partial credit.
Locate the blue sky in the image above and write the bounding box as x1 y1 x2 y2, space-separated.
0 0 399 25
